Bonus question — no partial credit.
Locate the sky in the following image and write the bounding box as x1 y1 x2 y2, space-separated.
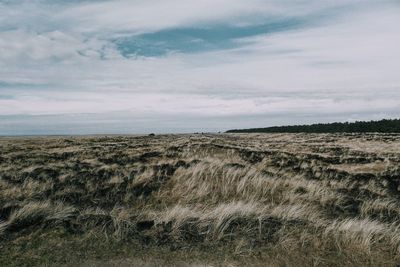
0 0 400 135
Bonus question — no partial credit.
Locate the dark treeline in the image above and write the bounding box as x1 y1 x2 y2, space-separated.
226 119 400 133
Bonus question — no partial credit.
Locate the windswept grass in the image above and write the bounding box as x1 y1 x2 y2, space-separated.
0 133 400 266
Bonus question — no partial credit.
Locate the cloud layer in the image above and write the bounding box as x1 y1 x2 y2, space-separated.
1 0 399 134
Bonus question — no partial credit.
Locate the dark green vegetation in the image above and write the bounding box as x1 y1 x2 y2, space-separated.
1 133 400 266
227 118 400 133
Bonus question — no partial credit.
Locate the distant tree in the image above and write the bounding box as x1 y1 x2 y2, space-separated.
226 119 400 133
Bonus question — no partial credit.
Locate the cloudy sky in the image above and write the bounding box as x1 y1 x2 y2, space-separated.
0 0 399 134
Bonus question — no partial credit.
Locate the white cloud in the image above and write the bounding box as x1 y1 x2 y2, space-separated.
0 0 399 133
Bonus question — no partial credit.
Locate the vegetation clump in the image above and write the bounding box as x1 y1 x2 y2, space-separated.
1 133 400 266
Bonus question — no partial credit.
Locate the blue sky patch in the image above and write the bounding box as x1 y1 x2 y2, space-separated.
114 18 306 57
0 0 399 134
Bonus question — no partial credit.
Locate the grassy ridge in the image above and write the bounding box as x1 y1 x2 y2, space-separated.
1 133 400 266
227 118 400 133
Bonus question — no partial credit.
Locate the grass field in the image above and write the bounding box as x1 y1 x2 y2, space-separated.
1 133 400 266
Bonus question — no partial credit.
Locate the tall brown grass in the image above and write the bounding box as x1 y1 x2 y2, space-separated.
0 133 400 266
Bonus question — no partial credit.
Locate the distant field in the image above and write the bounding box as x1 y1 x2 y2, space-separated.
1 133 400 266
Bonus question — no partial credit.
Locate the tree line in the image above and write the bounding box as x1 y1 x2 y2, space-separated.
226 119 400 133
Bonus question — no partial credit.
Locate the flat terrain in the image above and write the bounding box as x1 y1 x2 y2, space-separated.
1 133 400 266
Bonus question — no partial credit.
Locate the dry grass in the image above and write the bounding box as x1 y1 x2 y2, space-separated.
0 133 400 266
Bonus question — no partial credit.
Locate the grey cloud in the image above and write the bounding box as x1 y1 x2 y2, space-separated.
0 0 399 134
